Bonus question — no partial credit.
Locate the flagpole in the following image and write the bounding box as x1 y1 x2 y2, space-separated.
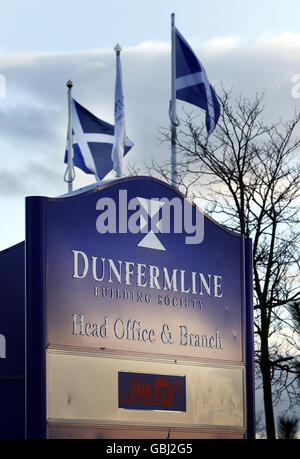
114 43 121 178
66 80 74 192
170 13 178 188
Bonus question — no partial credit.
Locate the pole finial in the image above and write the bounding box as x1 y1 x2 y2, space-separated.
66 80 73 89
114 43 122 55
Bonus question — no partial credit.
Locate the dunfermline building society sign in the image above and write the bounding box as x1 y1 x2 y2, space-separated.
18 176 254 438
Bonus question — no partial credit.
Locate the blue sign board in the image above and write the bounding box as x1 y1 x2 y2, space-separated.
0 242 25 438
24 176 254 438
42 178 246 361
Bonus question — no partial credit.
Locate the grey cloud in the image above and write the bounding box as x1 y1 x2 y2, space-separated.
0 162 62 197
0 103 61 149
1 33 300 204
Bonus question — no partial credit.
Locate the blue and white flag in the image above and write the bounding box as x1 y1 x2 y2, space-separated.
111 46 126 177
64 98 134 180
175 27 220 135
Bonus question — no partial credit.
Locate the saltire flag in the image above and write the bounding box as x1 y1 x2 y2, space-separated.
175 27 220 135
64 98 134 180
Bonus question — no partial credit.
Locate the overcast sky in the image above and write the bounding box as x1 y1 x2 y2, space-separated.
1 0 300 252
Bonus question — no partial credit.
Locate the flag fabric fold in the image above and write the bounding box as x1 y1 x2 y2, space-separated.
175 27 220 135
64 98 134 180
111 48 126 177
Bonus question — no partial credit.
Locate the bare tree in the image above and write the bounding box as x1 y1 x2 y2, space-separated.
134 89 300 439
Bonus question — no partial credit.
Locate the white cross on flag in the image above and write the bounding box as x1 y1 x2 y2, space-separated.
64 99 134 180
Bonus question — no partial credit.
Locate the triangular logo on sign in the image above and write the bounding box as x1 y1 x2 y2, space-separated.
137 230 166 251
136 197 166 251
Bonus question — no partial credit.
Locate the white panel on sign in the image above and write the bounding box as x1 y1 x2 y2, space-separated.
46 350 245 430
